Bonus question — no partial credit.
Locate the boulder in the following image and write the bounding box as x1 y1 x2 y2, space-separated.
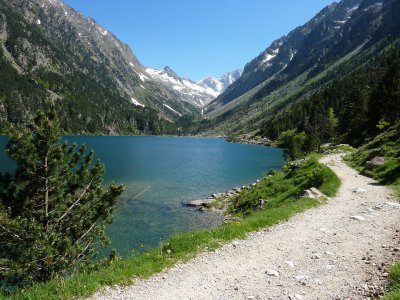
303 187 325 200
366 156 385 169
258 199 268 207
310 187 324 198
212 193 224 199
185 199 215 207
303 190 316 199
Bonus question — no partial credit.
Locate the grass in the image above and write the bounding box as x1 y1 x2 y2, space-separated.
381 262 400 300
1 157 340 300
230 156 340 215
345 122 400 196
345 122 400 298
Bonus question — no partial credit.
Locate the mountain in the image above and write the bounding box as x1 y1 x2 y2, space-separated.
198 69 242 94
146 67 242 109
0 0 198 134
145 66 218 109
202 0 400 136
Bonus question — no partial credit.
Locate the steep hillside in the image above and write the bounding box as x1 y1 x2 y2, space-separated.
0 0 198 134
202 0 400 137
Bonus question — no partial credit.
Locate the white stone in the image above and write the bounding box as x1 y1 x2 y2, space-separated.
353 187 367 193
311 252 321 259
294 275 309 281
386 201 400 208
232 240 240 247
266 269 279 277
350 215 365 221
326 264 335 270
285 260 295 269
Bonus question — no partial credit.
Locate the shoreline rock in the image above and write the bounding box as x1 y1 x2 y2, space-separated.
185 199 216 207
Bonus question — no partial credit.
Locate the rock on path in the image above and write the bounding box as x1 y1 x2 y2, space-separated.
91 154 400 300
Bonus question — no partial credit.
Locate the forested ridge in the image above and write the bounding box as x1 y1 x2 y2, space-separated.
0 0 182 135
260 39 400 148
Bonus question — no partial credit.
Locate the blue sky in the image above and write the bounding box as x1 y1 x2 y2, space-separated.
63 0 335 81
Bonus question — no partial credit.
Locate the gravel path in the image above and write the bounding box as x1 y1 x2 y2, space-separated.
92 154 400 300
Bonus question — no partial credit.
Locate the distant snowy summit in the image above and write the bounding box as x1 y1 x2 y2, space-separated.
145 66 242 108
198 69 242 94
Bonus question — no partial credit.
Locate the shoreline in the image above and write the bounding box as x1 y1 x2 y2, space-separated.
185 134 282 221
184 176 269 222
92 154 400 299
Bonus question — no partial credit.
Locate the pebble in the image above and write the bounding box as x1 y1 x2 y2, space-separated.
326 264 335 270
232 240 240 248
285 261 295 269
350 215 366 221
353 188 367 193
266 269 279 277
311 252 321 259
294 275 309 281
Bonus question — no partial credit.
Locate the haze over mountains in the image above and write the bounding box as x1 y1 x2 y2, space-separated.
0 0 399 137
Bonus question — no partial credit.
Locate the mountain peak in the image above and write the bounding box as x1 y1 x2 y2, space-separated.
198 69 243 94
163 66 180 79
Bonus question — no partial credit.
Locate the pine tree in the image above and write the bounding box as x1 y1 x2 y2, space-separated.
0 108 124 286
277 129 306 160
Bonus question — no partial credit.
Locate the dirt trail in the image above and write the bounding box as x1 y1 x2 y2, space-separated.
92 154 400 300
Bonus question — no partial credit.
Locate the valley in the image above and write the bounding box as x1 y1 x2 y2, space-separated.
0 0 399 298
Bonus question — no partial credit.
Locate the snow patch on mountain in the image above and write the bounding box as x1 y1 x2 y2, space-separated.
131 97 145 107
197 69 242 94
163 104 182 116
134 70 148 82
145 67 218 107
144 66 242 108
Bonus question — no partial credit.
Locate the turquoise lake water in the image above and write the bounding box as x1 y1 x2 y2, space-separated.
0 136 284 256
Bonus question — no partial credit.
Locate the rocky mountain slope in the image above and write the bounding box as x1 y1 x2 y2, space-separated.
0 0 201 134
203 0 400 136
146 67 242 110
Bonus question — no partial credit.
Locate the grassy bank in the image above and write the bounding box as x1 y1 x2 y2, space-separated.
345 122 400 298
1 157 339 300
381 262 400 300
345 122 400 196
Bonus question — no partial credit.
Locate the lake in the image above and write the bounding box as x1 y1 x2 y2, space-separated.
0 136 284 256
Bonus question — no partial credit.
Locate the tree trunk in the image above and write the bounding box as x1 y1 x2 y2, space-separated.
44 155 49 231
